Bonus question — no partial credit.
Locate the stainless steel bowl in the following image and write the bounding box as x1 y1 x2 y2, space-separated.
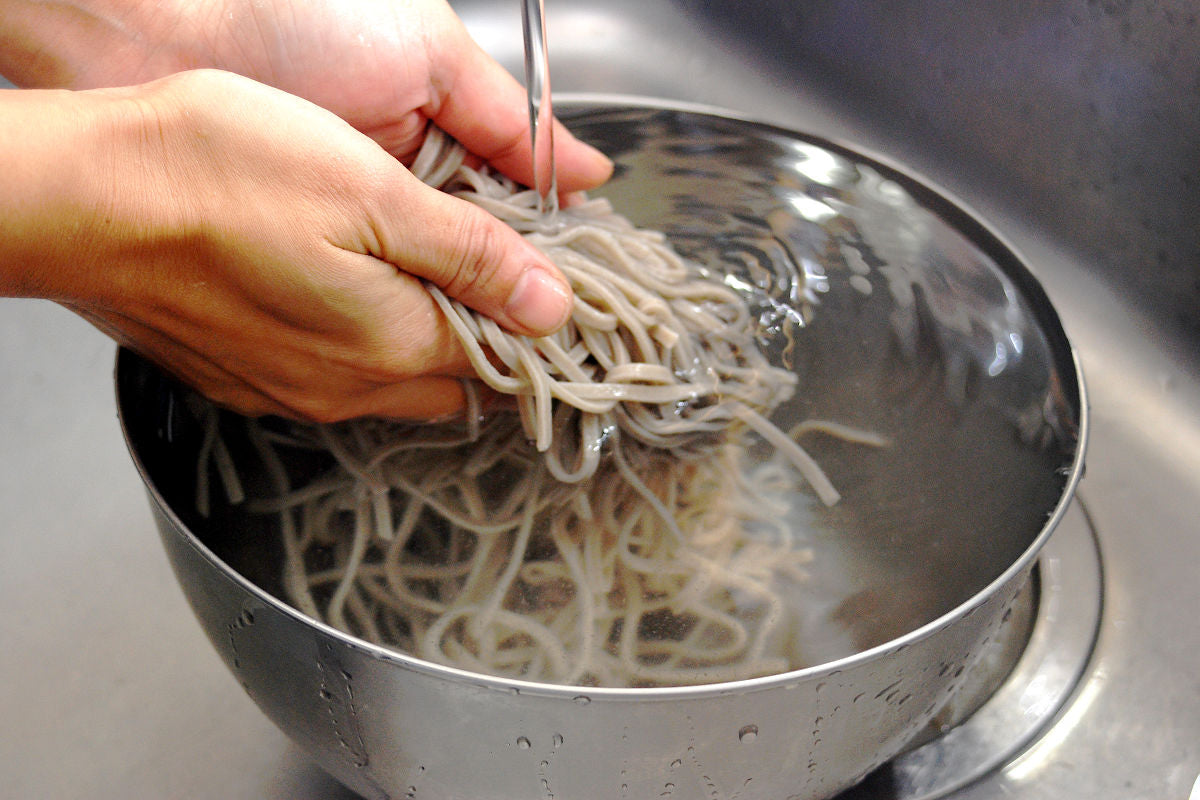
116 101 1086 800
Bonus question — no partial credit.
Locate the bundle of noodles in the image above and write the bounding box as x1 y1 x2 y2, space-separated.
216 127 880 687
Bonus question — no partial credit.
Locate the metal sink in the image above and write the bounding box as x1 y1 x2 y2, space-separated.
1 2 1196 799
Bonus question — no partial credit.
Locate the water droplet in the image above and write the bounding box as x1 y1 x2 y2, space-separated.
517 736 532 750
573 695 591 706
552 733 564 749
238 609 255 626
670 759 682 769
738 724 759 743
319 688 332 700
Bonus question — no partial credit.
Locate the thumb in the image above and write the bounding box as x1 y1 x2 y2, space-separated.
373 174 572 337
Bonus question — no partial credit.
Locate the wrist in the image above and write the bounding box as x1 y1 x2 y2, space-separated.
0 0 218 88
0 89 97 297
0 81 193 305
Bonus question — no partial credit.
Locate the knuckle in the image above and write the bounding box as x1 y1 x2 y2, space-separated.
441 213 511 300
203 385 278 420
246 375 354 425
284 393 349 425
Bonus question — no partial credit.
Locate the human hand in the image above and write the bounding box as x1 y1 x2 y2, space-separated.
0 70 574 420
0 0 615 421
0 0 612 195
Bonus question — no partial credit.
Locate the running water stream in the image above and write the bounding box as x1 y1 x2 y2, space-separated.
521 0 558 215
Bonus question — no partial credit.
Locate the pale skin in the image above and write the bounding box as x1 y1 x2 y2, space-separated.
0 0 613 421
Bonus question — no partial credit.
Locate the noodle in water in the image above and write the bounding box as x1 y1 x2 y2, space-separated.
216 127 879 687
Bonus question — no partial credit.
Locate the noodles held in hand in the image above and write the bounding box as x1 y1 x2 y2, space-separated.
214 127 877 687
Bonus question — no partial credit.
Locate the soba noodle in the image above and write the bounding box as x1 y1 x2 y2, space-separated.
206 127 881 687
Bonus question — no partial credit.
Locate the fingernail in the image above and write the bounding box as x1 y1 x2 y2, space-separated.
579 144 614 185
585 143 614 174
505 265 573 334
560 129 614 184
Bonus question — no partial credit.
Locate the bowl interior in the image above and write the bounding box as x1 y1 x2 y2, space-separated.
118 104 1082 682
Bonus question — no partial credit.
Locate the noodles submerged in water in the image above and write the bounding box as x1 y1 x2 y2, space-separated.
210 127 880 687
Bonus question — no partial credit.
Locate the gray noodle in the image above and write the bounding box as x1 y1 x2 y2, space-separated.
206 127 881 688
